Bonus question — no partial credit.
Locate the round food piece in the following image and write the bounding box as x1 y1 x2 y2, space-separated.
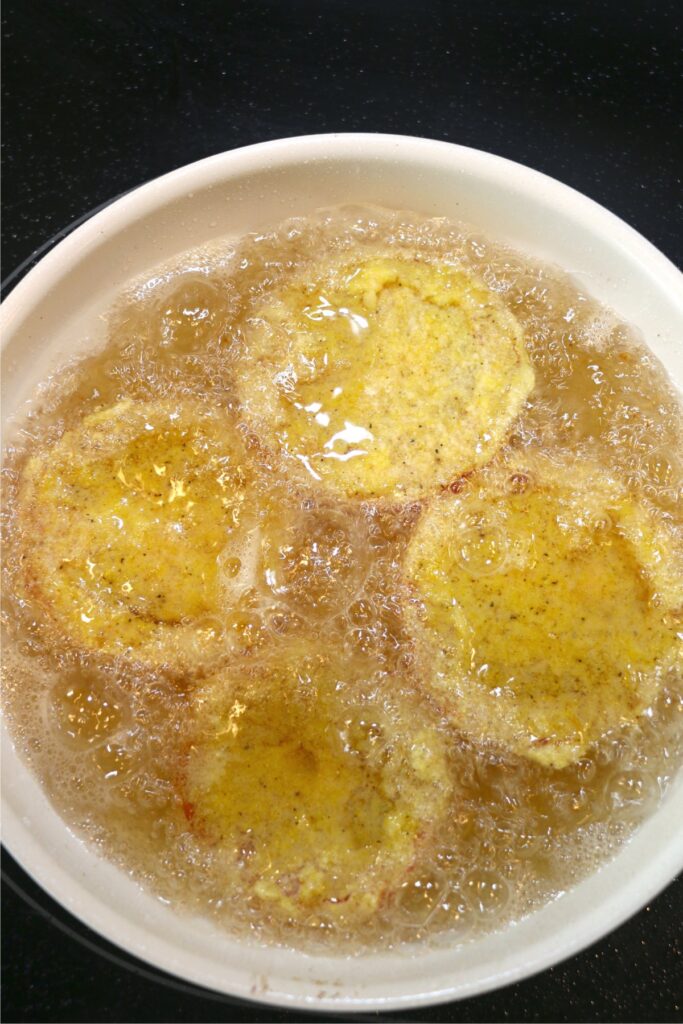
236 257 534 502
404 455 683 769
183 655 452 925
16 399 252 668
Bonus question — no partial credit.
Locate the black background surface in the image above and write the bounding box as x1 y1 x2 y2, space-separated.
2 1 682 1022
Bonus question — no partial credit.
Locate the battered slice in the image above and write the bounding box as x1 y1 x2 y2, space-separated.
183 654 452 926
404 455 683 769
16 399 252 667
235 257 534 502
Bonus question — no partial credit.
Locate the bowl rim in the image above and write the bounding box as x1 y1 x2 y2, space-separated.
2 132 683 1013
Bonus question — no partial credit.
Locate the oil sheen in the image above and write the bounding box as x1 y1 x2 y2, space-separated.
2 206 682 952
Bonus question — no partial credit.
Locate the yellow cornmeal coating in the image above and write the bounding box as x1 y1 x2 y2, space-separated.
185 658 451 924
236 257 534 502
404 456 683 769
17 399 250 667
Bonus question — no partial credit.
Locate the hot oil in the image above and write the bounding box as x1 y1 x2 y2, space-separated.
2 206 682 952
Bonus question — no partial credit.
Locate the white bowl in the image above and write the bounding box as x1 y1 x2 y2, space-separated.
2 133 682 1013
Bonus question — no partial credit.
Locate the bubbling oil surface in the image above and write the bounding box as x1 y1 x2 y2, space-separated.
2 206 683 951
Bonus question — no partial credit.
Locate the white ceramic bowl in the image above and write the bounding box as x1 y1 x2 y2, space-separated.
2 134 682 1013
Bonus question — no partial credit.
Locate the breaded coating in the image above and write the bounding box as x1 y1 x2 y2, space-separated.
17 399 250 667
404 455 683 768
184 655 452 924
235 257 534 501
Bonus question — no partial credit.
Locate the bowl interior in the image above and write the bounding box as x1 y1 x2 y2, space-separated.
2 134 682 1011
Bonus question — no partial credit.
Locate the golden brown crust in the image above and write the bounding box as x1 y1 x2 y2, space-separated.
234 256 535 503
404 453 683 768
182 655 453 924
15 399 252 670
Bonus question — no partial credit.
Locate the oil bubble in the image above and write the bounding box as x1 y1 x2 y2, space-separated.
261 506 366 621
393 869 447 926
348 598 375 627
156 274 227 353
463 870 510 917
505 472 532 495
183 615 226 663
223 609 267 655
50 674 123 750
339 710 386 758
427 883 470 931
217 526 260 604
605 769 659 822
93 741 131 780
641 448 682 492
453 524 508 577
263 605 305 637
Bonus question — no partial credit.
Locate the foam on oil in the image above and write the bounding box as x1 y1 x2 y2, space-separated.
2 206 682 952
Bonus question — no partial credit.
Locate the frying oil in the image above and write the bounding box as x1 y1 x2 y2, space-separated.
2 207 682 951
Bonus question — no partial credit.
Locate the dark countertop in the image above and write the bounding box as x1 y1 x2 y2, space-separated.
2 2 681 1021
